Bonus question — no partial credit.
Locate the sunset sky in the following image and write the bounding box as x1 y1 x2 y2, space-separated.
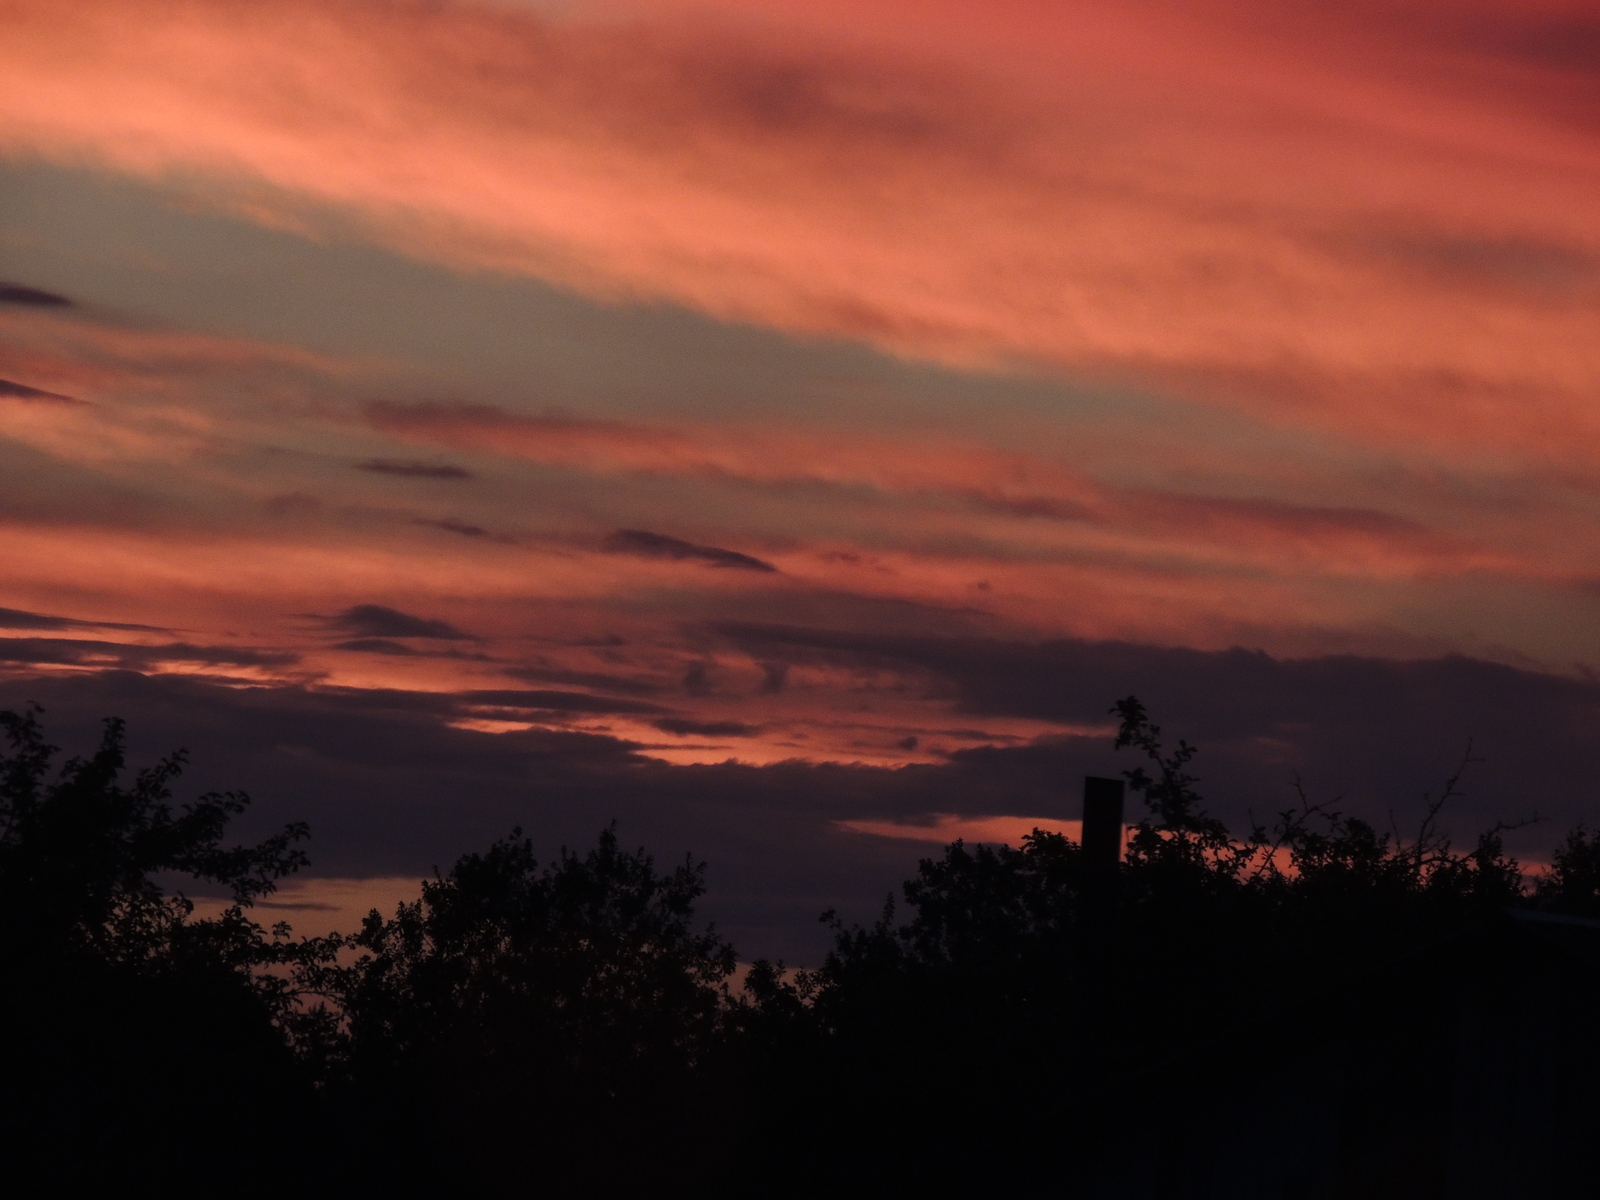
3 0 1598 958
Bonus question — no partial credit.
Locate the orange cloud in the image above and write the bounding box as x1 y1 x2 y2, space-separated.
0 0 1594 464
5 290 1598 684
365 399 1591 589
363 399 1107 513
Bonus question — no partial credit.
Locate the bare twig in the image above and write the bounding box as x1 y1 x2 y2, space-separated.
1414 738 1482 872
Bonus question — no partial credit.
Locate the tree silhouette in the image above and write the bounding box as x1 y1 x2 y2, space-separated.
769 696 1597 1196
6 698 1598 1196
0 706 336 1184
1534 827 1600 917
322 823 739 1190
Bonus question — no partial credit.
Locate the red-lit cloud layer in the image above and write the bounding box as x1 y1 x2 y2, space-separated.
1 0 1598 825
2 0 1596 459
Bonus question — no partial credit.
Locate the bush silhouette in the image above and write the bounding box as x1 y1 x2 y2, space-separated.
6 697 1599 1197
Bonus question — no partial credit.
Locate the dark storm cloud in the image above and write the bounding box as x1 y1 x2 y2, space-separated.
652 718 760 737
0 282 72 307
326 604 472 640
0 606 166 633
0 379 82 404
357 458 474 479
602 529 777 572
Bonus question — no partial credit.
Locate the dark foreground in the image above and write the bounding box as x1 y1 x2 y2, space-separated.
3 699 1598 1198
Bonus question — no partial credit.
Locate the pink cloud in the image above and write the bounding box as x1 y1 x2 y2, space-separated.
0 0 1594 465
4 294 1597 681
365 399 1585 588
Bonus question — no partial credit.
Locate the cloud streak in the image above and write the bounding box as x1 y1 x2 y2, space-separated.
0 606 166 633
2 0 1597 961
365 399 1584 593
0 282 71 308
0 378 81 404
357 458 474 479
0 635 298 671
652 717 761 737
0 0 1594 465
326 604 474 641
602 529 777 572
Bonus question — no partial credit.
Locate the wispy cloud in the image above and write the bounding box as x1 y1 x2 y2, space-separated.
457 687 667 716
2 0 1593 463
603 529 777 572
0 378 82 404
413 518 493 539
0 282 71 308
507 666 663 696
652 717 761 737
325 604 474 641
365 400 1568 588
0 0 1597 766
357 458 474 479
1 0 1597 963
0 635 297 671
0 606 166 633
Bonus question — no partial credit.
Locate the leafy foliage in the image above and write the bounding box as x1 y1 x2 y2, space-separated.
6 697 1599 1195
0 704 339 1008
777 696 1587 1193
0 705 339 1183
321 824 739 1188
335 823 735 1070
1534 827 1600 917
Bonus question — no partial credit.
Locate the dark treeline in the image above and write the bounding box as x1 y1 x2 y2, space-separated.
3 699 1599 1197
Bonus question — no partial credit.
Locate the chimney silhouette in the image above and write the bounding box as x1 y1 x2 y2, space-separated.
1081 776 1125 885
